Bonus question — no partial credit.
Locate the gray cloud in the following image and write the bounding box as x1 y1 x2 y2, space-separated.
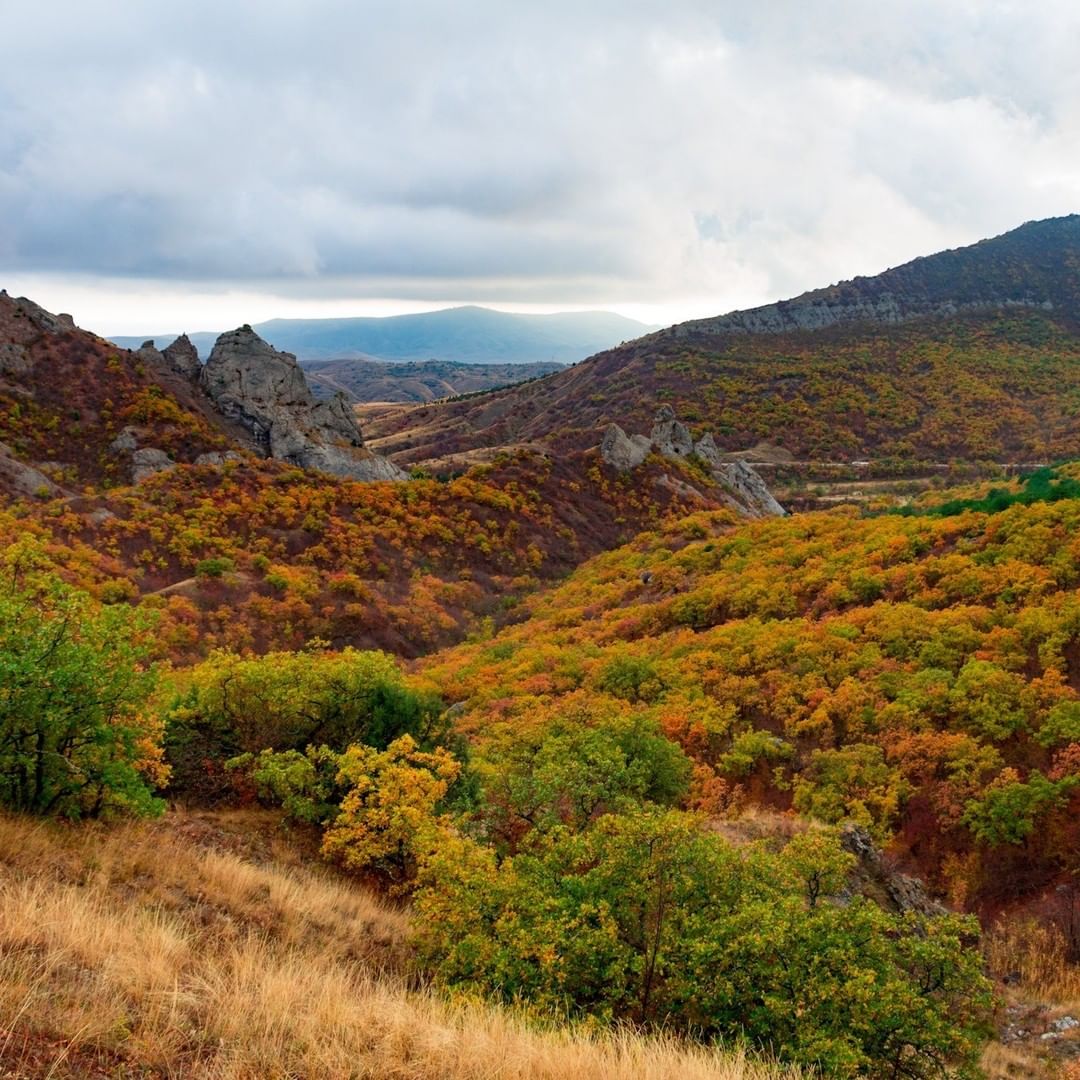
2 0 1080 319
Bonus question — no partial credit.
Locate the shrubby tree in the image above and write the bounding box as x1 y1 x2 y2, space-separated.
163 646 446 798
237 734 460 889
415 810 992 1079
0 546 166 817
472 714 690 850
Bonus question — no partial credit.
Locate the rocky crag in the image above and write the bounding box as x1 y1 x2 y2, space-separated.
151 325 407 482
600 405 786 518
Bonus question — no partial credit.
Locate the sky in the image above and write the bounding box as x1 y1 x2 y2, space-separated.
2 1 1079 335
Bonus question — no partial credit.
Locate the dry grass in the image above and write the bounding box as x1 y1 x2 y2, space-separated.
708 806 809 848
980 1039 1051 1080
981 917 1080 1079
0 811 795 1080
984 917 1080 1003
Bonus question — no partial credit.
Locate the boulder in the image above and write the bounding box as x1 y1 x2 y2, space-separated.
693 432 724 468
193 450 244 467
162 334 202 379
109 426 139 453
650 404 694 459
131 447 176 483
0 442 60 497
200 326 407 482
0 342 31 375
600 424 651 471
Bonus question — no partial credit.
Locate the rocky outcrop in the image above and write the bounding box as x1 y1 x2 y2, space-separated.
714 460 787 518
193 450 244 467
840 824 947 918
0 442 60 497
131 447 176 483
109 426 139 453
0 342 31 376
0 291 77 335
600 424 651 471
162 334 201 379
200 327 407 482
650 404 694 459
675 294 1055 339
599 407 786 518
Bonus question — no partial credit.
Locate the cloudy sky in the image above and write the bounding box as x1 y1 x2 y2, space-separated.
2 1 1079 334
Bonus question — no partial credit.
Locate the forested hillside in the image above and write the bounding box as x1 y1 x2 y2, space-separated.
364 218 1080 467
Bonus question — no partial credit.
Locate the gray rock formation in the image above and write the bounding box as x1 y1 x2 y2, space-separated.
109 426 139 453
693 432 724 468
599 407 785 519
5 293 76 335
840 824 946 917
715 460 787 518
200 327 407 482
600 424 651 471
131 447 176 483
0 342 31 376
135 340 164 367
675 294 1054 340
193 450 244 467
162 334 201 379
650 404 694 459
0 442 60 497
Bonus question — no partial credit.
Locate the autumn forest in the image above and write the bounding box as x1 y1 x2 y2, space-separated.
7 217 1080 1079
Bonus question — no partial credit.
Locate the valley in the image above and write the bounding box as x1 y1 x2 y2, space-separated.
8 216 1080 1078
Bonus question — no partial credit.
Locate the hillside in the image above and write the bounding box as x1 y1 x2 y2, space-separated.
0 292 765 659
363 217 1080 468
417 476 1080 915
112 306 653 364
0 810 788 1080
301 356 564 403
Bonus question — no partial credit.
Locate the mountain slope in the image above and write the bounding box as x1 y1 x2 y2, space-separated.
112 307 653 364
363 216 1080 466
418 475 1080 912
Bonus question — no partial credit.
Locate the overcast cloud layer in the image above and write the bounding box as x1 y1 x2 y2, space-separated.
2 0 1080 331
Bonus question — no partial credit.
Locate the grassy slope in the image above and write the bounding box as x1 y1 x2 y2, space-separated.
0 810 792 1080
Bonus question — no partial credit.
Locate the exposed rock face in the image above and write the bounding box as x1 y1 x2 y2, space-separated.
650 404 694 459
162 334 201 379
0 342 31 376
675 294 1055 339
131 447 176 483
3 292 77 335
600 424 651 471
715 460 787 518
840 824 947 918
200 327 407 482
599 407 785 519
109 426 139 453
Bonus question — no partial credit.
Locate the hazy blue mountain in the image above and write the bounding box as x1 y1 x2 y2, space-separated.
111 306 655 364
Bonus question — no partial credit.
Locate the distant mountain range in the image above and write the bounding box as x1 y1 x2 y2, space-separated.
302 357 565 403
110 306 654 365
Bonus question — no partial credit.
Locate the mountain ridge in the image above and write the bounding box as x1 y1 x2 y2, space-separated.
361 214 1080 467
